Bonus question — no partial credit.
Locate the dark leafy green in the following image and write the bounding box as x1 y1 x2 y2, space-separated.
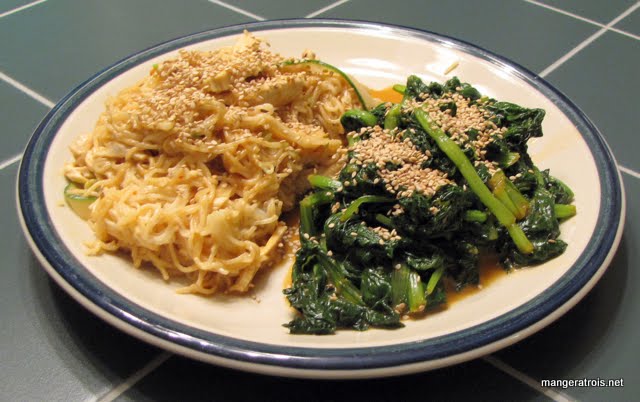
284 75 576 334
487 102 545 150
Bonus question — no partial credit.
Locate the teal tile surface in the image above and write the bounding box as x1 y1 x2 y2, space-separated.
116 356 548 402
224 0 335 19
1 0 638 400
1 165 160 400
536 0 638 23
544 32 640 171
0 80 49 161
0 0 252 101
495 174 639 401
0 0 39 14
615 8 640 35
320 0 598 73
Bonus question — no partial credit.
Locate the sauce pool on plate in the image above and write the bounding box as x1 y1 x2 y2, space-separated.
369 86 404 103
445 254 507 304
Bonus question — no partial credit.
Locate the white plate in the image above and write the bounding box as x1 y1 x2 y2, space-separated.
17 20 625 379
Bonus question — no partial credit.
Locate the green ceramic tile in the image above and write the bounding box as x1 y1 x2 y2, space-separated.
1 165 160 400
224 0 336 19
0 0 252 102
615 8 640 36
0 80 49 161
536 0 637 23
495 174 640 401
116 356 548 402
320 0 598 73
543 32 640 172
0 0 39 14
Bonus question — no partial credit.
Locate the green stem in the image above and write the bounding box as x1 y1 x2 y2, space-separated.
507 224 534 254
464 210 487 223
347 133 361 147
504 184 529 219
317 253 364 306
391 264 410 312
280 59 371 108
300 192 333 235
489 170 530 219
415 109 514 226
392 84 406 94
554 204 577 219
426 266 445 296
493 183 520 216
498 151 520 168
414 108 533 254
340 195 393 222
489 170 529 219
384 104 402 130
341 109 378 137
375 213 394 227
307 174 342 191
407 271 426 313
486 225 499 241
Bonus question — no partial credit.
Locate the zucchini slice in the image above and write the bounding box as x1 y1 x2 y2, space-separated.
64 182 96 220
280 59 378 109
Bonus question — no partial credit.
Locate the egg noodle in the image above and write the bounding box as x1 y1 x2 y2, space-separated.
64 32 362 295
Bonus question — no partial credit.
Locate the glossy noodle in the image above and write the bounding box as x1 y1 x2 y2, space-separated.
64 32 361 295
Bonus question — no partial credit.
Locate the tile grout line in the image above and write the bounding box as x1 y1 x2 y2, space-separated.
0 70 55 108
0 0 47 19
206 0 265 21
305 0 351 18
95 351 173 402
524 0 640 42
482 355 575 402
608 26 640 41
0 71 52 172
0 153 22 170
525 1 640 181
523 0 605 28
620 165 640 179
538 1 640 77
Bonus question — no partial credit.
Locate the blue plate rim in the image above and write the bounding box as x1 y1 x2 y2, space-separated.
17 19 624 373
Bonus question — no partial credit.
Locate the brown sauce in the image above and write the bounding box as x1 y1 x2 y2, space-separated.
369 86 403 104
445 253 507 304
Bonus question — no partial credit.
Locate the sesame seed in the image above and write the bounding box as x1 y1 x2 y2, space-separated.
349 126 453 199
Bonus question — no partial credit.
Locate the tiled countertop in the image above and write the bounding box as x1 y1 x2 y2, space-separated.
1 1 638 401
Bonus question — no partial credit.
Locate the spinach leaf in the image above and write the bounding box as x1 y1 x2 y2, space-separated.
285 74 575 334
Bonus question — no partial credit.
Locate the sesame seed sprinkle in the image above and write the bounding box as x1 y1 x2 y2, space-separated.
349 126 453 198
